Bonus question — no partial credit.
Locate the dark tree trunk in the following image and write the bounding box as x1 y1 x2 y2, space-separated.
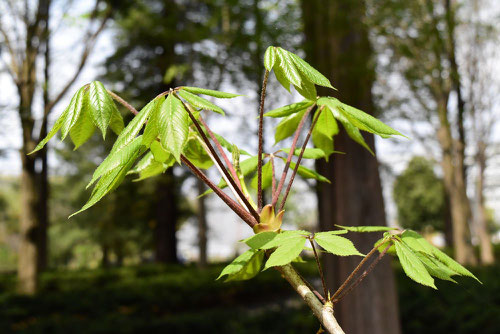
197 179 208 268
302 1 401 333
154 168 179 263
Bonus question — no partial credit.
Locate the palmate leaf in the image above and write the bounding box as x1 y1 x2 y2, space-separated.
158 94 189 162
69 107 96 150
312 108 338 159
287 52 333 89
88 81 120 139
395 241 436 289
281 148 325 159
150 140 170 163
181 86 240 99
264 46 276 72
314 233 363 256
217 249 264 282
275 48 302 88
274 109 306 144
128 152 174 182
70 136 145 217
264 237 306 269
183 138 213 169
244 230 310 250
264 100 314 118
60 86 87 139
294 78 317 101
177 89 224 115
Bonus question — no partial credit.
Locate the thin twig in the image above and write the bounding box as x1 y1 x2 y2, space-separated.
197 115 242 191
278 106 322 212
270 155 276 195
257 70 269 212
181 155 257 228
175 93 260 223
310 237 328 299
271 104 315 209
330 239 391 302
332 243 392 305
107 90 138 115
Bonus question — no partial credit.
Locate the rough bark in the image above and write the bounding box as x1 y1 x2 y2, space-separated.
301 1 401 333
154 168 179 263
197 179 208 268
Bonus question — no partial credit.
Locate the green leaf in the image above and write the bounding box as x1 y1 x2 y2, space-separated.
158 94 189 162
264 46 276 71
112 97 161 151
244 231 278 249
281 148 325 159
69 108 96 149
30 113 66 154
71 140 144 217
264 100 314 118
184 138 213 169
401 230 435 255
250 160 273 189
178 89 224 115
274 109 306 144
150 140 170 163
60 86 87 140
87 136 146 189
273 65 291 92
431 246 480 282
311 108 339 158
294 79 317 101
109 108 125 135
275 48 302 88
264 237 306 269
182 86 241 99
88 81 117 139
395 241 436 289
314 233 363 256
129 152 155 174
280 158 330 183
416 253 458 283
203 131 250 156
336 225 398 232
288 52 333 89
217 249 264 282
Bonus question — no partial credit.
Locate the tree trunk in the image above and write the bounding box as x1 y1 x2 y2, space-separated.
475 141 494 264
436 98 477 265
197 179 208 268
154 168 178 263
302 1 401 333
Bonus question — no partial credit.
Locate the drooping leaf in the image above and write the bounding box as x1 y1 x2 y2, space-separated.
275 48 302 88
264 237 306 269
395 241 436 289
274 109 306 144
69 108 96 150
109 108 125 135
217 249 264 282
431 246 480 282
287 51 334 89
178 89 224 115
336 225 398 232
184 138 213 169
416 253 458 283
264 46 276 72
158 94 189 162
281 148 325 159
244 230 310 250
60 86 87 139
294 78 317 101
87 81 117 139
182 86 240 99
129 152 174 182
273 65 291 92
150 140 170 163
87 136 145 189
264 100 314 118
70 139 145 217
314 233 363 256
401 230 435 255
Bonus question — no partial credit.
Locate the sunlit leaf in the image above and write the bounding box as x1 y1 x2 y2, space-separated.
182 86 241 99
395 241 436 289
314 233 363 256
178 89 224 115
264 100 314 118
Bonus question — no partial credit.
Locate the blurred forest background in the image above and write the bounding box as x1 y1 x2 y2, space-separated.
0 0 499 333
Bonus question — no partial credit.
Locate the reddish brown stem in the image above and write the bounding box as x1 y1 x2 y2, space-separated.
257 70 269 212
108 90 138 115
197 115 242 191
332 243 392 305
181 155 257 228
330 239 390 302
310 237 328 299
270 155 276 195
175 93 260 223
271 104 315 209
278 106 322 212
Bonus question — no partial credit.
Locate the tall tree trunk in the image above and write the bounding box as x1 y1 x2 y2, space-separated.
302 1 401 333
475 141 494 264
197 179 208 268
154 168 178 263
436 98 477 265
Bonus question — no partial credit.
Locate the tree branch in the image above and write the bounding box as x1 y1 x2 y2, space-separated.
271 104 315 209
278 105 322 212
107 90 138 115
257 69 269 211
